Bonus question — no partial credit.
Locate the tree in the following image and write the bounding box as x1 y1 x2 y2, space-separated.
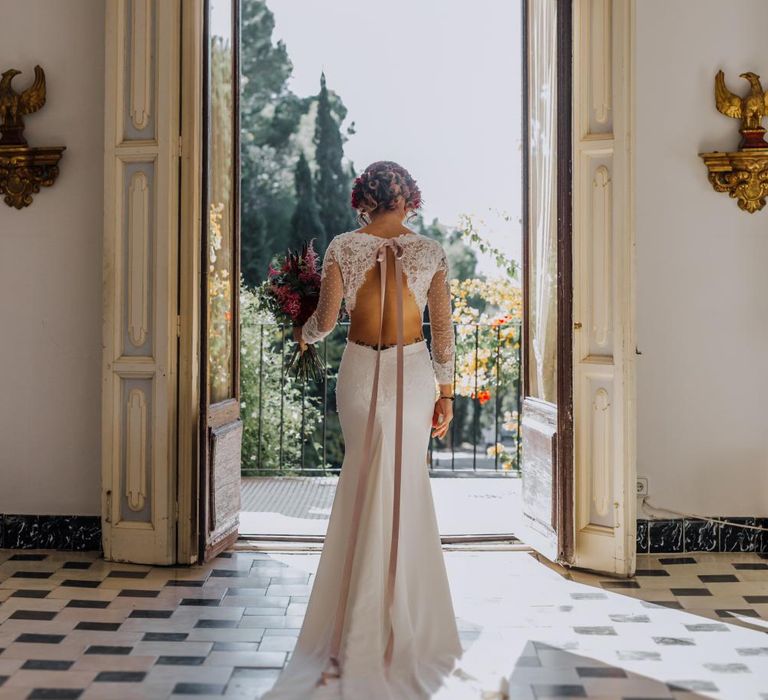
289 152 327 251
240 0 309 285
313 72 356 246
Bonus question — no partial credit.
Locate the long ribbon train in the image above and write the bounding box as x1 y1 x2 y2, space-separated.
316 239 407 687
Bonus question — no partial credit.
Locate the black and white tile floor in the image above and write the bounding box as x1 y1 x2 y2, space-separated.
0 548 767 699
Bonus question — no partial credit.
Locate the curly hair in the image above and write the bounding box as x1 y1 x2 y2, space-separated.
350 161 423 225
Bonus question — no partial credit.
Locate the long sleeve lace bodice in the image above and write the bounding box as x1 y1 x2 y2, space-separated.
301 230 455 384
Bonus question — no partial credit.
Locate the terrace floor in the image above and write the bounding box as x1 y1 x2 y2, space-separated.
239 475 522 538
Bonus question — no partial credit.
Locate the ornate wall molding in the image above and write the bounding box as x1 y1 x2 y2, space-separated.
129 0 152 130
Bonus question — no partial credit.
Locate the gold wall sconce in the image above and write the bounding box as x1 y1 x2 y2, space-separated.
0 65 65 209
700 70 768 214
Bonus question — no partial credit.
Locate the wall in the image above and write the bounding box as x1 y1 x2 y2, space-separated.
0 1 105 515
636 0 768 515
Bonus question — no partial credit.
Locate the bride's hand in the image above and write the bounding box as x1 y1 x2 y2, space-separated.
431 396 453 440
292 326 308 354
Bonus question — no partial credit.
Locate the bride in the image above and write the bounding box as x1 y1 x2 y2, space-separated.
261 161 463 699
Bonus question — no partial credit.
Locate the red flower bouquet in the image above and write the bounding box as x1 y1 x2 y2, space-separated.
257 240 325 381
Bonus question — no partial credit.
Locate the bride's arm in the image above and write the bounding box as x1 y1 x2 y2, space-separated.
427 250 455 439
299 247 343 347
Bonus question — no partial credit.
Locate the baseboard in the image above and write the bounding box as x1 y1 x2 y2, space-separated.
0 514 101 551
638 517 768 555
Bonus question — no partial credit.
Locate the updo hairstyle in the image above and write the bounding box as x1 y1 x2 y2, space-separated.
350 160 422 225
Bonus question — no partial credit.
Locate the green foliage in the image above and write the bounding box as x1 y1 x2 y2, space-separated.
240 283 323 474
457 213 519 280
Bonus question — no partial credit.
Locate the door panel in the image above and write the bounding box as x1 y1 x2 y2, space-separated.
199 0 242 562
520 0 574 565
571 0 635 576
101 0 180 564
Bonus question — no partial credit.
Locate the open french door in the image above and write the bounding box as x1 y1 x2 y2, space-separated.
197 0 243 562
101 0 181 565
520 0 636 576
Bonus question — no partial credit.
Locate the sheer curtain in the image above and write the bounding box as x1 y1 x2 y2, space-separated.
528 0 558 403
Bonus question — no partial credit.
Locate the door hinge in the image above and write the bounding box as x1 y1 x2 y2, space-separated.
176 315 182 337
104 489 112 524
174 501 179 522
177 135 183 157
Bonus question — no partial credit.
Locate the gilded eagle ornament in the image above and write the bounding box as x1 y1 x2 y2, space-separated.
715 70 768 148
0 64 64 209
0 65 46 146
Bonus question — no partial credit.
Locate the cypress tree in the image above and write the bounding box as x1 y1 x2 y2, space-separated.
289 152 327 252
313 72 356 241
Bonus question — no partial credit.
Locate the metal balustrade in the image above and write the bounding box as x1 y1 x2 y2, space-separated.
241 320 522 477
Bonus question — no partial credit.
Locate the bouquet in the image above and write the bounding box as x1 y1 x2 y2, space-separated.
257 240 325 381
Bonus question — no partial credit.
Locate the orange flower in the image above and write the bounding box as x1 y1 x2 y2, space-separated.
476 390 491 405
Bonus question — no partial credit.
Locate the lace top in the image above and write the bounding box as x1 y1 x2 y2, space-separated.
301 230 455 384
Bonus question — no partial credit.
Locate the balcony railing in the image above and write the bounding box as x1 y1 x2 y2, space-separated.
240 320 522 477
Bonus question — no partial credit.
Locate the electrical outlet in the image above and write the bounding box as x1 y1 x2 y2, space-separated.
636 477 648 497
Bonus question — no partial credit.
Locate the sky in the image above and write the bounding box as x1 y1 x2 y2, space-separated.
265 0 523 277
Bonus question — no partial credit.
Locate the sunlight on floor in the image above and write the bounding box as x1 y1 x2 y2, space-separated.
239 476 521 537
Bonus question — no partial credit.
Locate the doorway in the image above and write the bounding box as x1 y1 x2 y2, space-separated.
234 0 525 542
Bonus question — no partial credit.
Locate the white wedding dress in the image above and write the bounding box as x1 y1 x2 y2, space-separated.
261 230 464 699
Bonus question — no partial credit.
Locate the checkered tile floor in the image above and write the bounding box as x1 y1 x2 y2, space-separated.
0 548 767 699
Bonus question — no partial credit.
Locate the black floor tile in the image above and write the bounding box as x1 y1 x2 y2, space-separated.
94 671 147 682
670 588 712 596
128 609 174 618
9 610 57 621
659 557 696 565
652 637 695 646
641 600 683 610
172 682 225 694
699 574 739 583
716 609 760 618
11 589 51 599
195 619 237 628
667 680 719 692
117 588 159 597
60 579 101 588
11 571 53 579
573 626 617 636
15 634 65 644
21 661 74 671
142 632 188 642
65 599 109 609
28 690 83 699
84 645 133 655
576 667 627 678
74 622 121 631
157 656 207 666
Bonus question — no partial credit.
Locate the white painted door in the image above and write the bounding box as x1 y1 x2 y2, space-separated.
519 0 636 577
571 0 636 576
101 0 180 564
